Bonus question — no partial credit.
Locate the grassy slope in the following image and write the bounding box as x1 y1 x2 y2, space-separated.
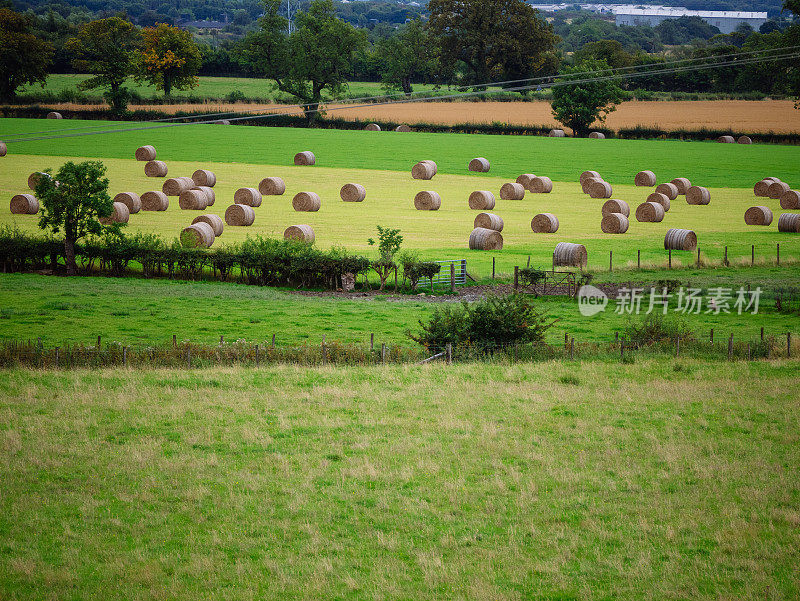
1 362 799 600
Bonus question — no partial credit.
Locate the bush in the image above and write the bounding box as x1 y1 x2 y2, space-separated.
623 314 694 347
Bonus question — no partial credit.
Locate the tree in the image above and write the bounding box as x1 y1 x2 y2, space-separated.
785 0 800 107
35 161 118 276
65 17 140 113
367 225 403 291
427 0 559 91
574 40 634 69
550 58 625 137
0 8 54 103
376 19 439 97
137 23 201 98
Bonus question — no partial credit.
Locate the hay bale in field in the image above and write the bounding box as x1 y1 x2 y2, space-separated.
412 161 436 180
10 194 39 215
468 190 495 210
284 224 315 244
193 186 215 207
294 151 316 166
634 170 656 187
340 183 366 202
225 204 255 226
549 129 565 137
0 141 6 157
27 172 49 190
413 191 441 211
214 119 231 125
99 202 130 225
468 157 491 172
395 124 411 132
589 132 605 139
474 212 503 231
601 213 629 234
180 222 215 248
530 176 553 194
140 191 169 211
636 202 665 223
47 112 62 119
738 135 752 144
500 182 525 200
191 169 216 187
780 189 800 210
686 186 711 205
664 228 697 251
670 177 691 195
647 192 670 212
192 214 224 237
162 177 192 196
601 199 630 217
553 242 587 268
365 123 381 131
179 189 208 210
531 213 559 233
113 192 141 214
717 135 735 143
754 179 777 197
580 170 601 184
144 160 168 178
293 191 321 212
581 176 601 194
135 145 156 161
422 160 438 174
589 180 613 199
259 177 286 196
469 227 503 250
655 182 679 200
778 213 800 233
234 187 262 207
767 181 791 199
516 174 536 188
744 206 773 226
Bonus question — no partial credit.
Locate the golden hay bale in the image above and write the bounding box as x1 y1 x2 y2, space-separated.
744 206 773 226
178 189 208 210
655 182 679 200
531 213 559 233
589 180 613 199
234 187 262 207
214 119 230 125
549 129 565 137
421 160 438 174
664 228 697 251
686 186 711 205
474 212 503 231
395 124 412 132
530 176 553 194
670 177 691 195
135 145 156 161
113 192 141 214
191 169 216 187
589 132 605 139
412 161 435 180
754 179 775 197
10 194 39 215
646 192 670 212
340 183 366 202
294 151 316 166
468 190 495 210
225 204 255 226
500 182 525 200
516 174 536 188
717 135 735 143
192 213 224 237
468 157 491 172
580 170 601 184
780 189 800 210
601 213 629 234
636 202 665 223
293 191 321 212
259 177 286 196
581 176 601 194
601 199 630 217
284 224 315 244
738 135 752 144
634 170 657 187
144 160 168 178
469 227 503 250
365 123 381 131
28 171 52 190
180 222 215 248
140 191 169 211
162 177 192 196
47 112 62 119
0 141 6 157
99 202 130 225
413 191 441 211
553 242 587 268
778 213 800 232
193 186 215 207
763 177 782 183
767 181 791 199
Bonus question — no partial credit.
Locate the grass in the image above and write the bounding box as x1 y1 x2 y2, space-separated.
1 361 799 599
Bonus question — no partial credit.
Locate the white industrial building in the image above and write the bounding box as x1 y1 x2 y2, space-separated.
614 7 768 34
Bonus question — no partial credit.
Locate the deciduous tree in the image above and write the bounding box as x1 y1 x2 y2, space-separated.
137 23 201 98
0 8 54 103
376 19 439 97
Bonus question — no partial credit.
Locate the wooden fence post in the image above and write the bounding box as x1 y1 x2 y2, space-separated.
761 327 764 342
620 339 624 362
609 250 613 272
381 343 386 363
272 333 276 348
668 249 672 269
220 335 224 345
777 243 780 266
446 343 452 365
751 244 755 266
570 337 574 360
255 344 260 366
55 347 59 368
97 335 101 349
514 266 519 290
710 328 714 344
173 334 177 348
450 263 455 293
492 257 495 280
724 246 728 267
123 346 127 367
637 249 641 269
696 247 700 267
728 334 733 360
675 337 680 358
370 333 374 352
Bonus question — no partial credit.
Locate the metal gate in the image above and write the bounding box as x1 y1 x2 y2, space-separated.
424 259 467 288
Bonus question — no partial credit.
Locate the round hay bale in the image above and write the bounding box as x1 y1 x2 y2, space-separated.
162 177 192 196
530 176 553 194
500 182 525 200
670 178 691 195
193 186 215 207
99 202 130 225
214 119 230 125
47 112 62 119
178 189 208 211
767 181 791 199
113 192 141 214
27 172 49 190
284 224 315 244
411 161 435 180
717 135 735 143
141 191 169 211
469 227 503 250
135 145 156 161
764 177 782 183
738 135 752 144
180 222 215 248
144 160 168 178
664 228 697 251
259 177 286 196
580 170 601 184
686 186 711 205
292 191 321 212
635 202 665 223
421 160 438 174
634 170 657 187
601 199 630 217
553 242 587 268
531 213 559 233
234 187 262 207
777 213 800 232
340 183 366 202
294 151 316 166
468 190 495 210
474 212 503 232
192 214 224 237
754 179 774 197
549 129 565 137
0 141 6 157
646 192 671 212
516 174 536 188
744 206 773 226
395 124 411 132
779 189 800 210
225 204 255 226
581 176 602 194
601 213 629 234
365 123 381 131
589 180 613 199
655 182 679 200
589 131 605 139
468 157 491 172
191 169 216 187
10 194 39 215
413 191 441 211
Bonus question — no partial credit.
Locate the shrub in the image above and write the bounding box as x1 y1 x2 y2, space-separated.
623 314 694 347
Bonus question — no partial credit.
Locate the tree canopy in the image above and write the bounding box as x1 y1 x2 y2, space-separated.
137 23 201 98
0 8 54 102
375 19 439 96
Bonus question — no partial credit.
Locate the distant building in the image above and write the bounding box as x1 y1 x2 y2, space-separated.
614 8 767 34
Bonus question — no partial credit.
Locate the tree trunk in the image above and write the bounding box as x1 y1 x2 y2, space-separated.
402 77 412 97
64 237 77 276
164 76 172 99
